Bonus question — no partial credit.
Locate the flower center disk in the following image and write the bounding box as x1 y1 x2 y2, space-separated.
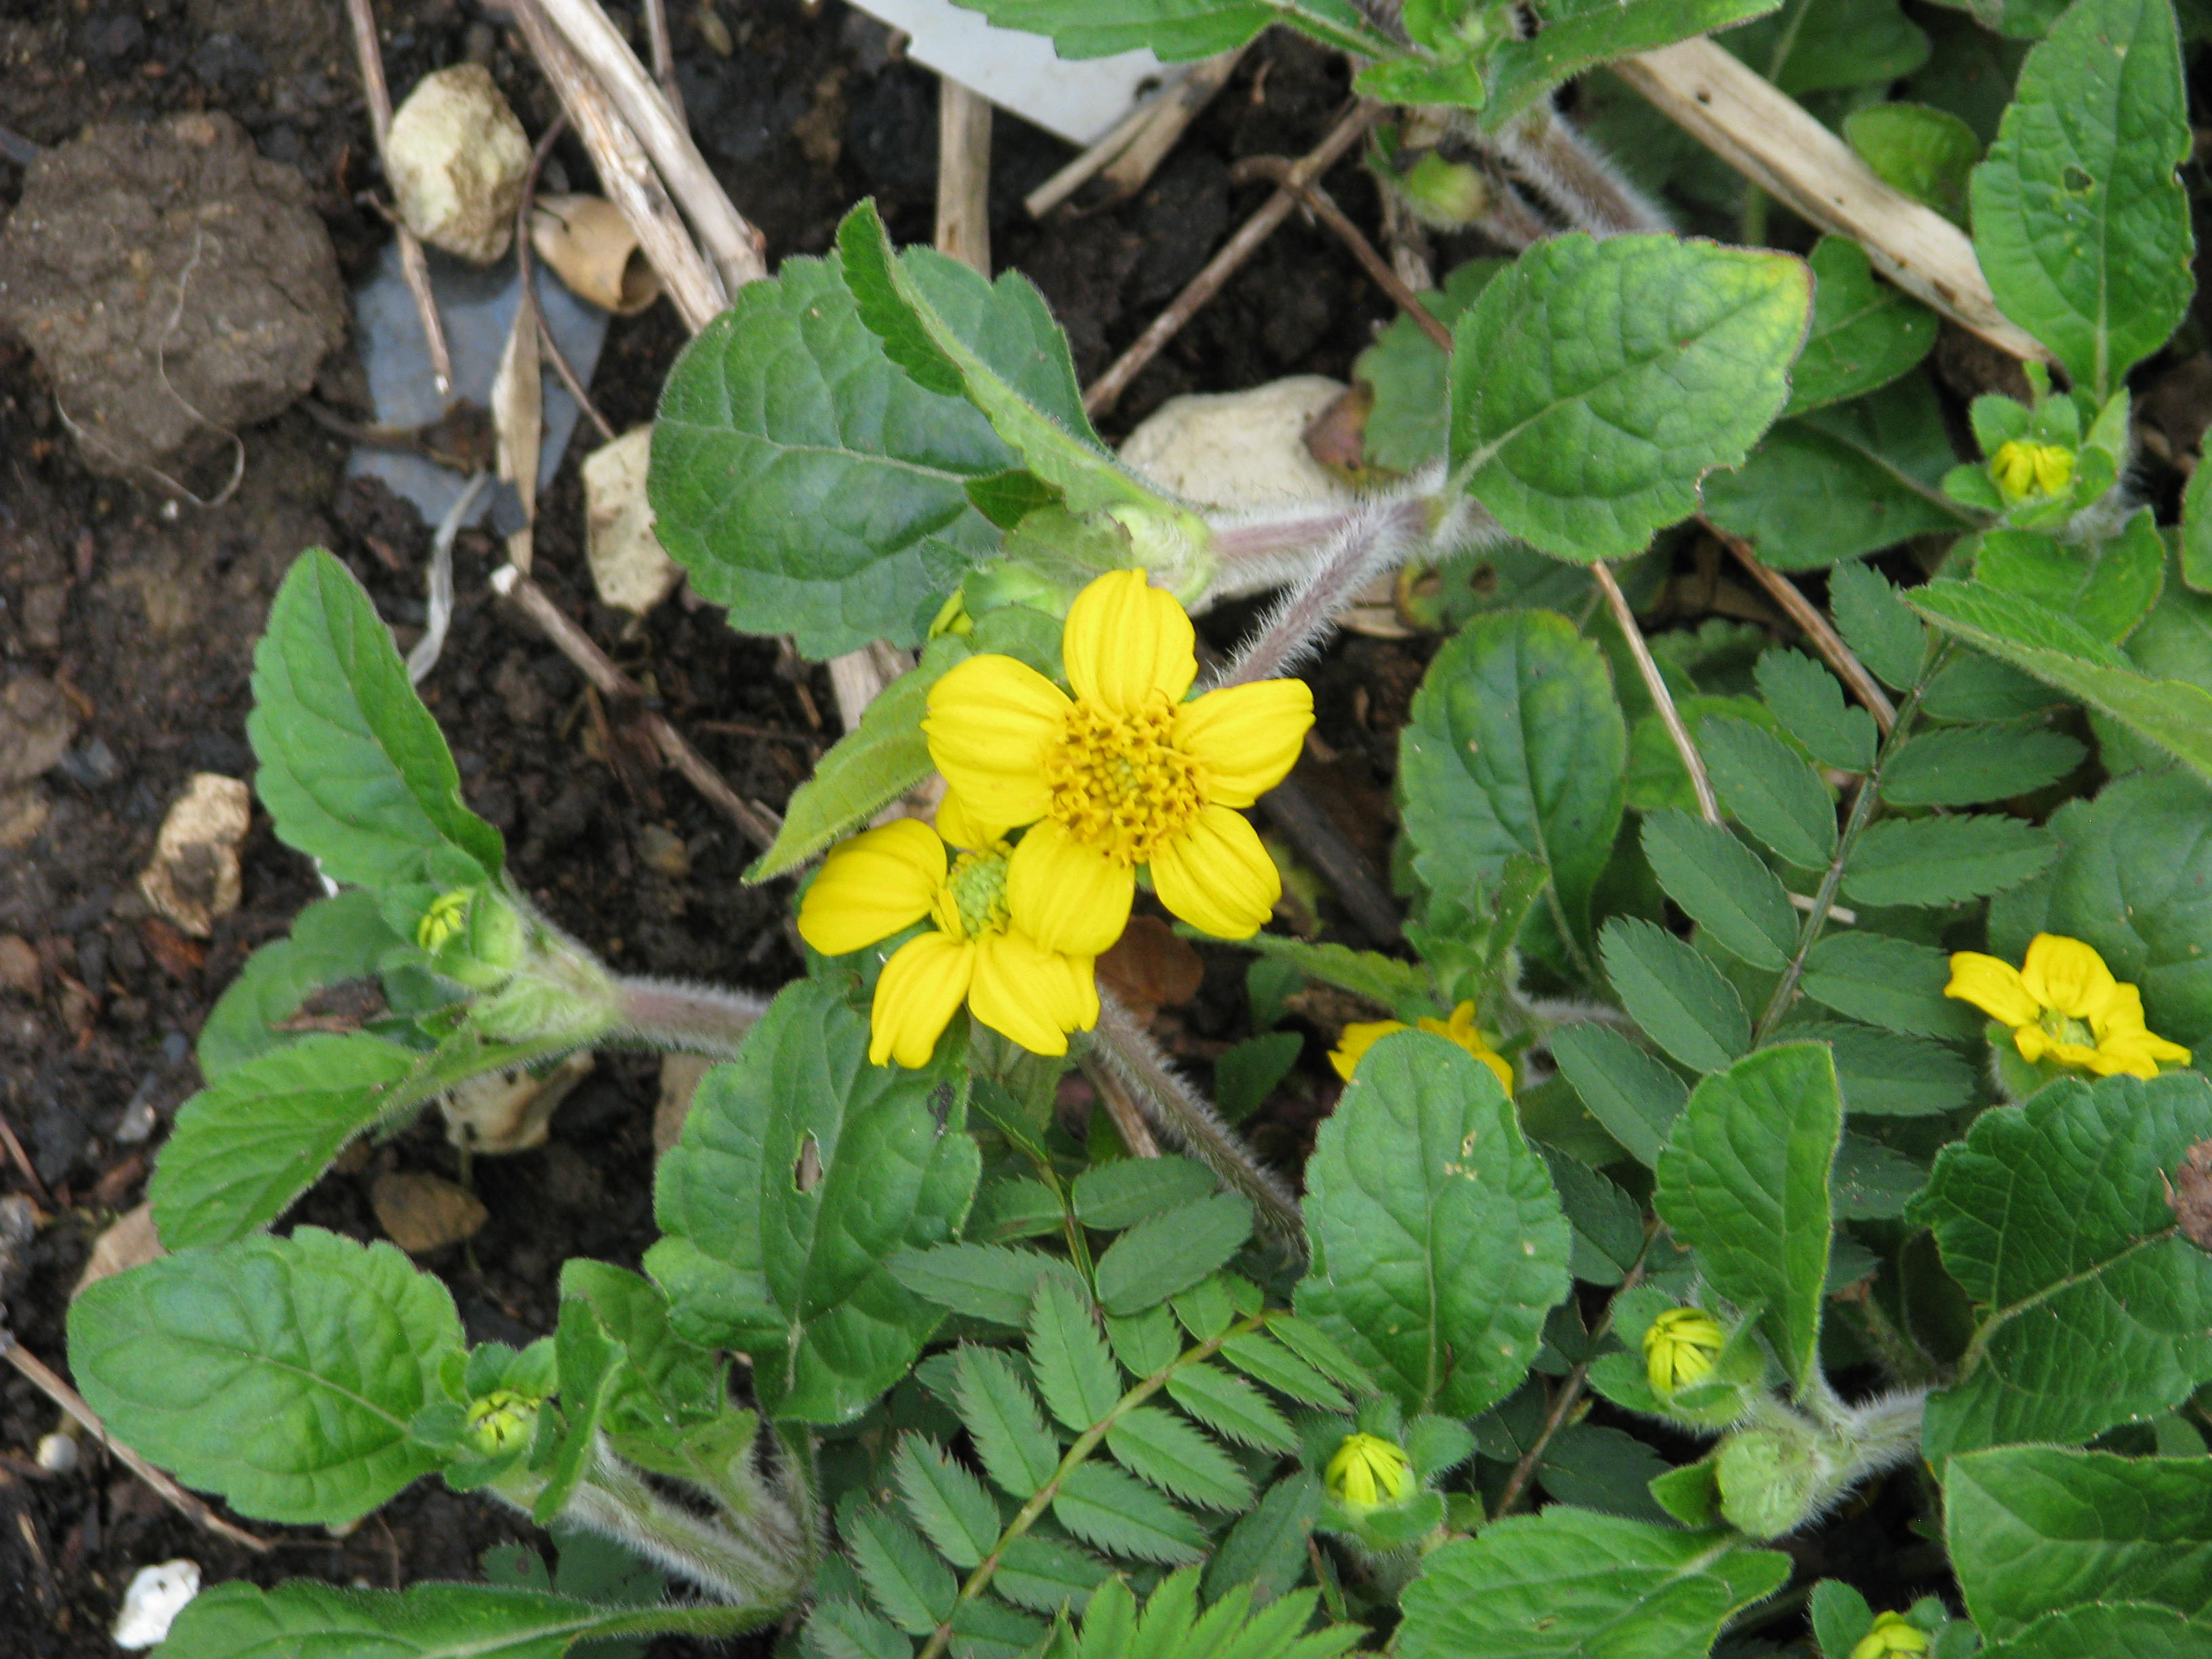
937 846 1012 940
1041 695 1204 865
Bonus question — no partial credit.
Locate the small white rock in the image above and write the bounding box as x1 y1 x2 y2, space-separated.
582 426 684 615
35 1430 78 1473
387 64 532 264
1117 375 1355 511
112 1559 200 1650
136 772 251 939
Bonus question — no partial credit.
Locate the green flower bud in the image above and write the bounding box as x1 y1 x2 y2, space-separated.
1851 1612 1930 1659
465 1389 539 1455
1398 152 1492 230
1325 1432 1416 1511
423 888 530 991
1990 438 2074 504
1643 1307 1725 1393
1715 1422 1823 1540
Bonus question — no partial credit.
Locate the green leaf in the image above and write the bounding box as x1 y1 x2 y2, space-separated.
1213 1032 1304 1124
1296 1031 1572 1418
1641 810 1799 970
650 254 1008 657
1809 1580 1876 1659
751 636 966 880
66 1227 464 1525
2184 451 2212 594
1217 1330 1351 1410
837 203 1170 527
1910 1069 2212 1457
1195 929 1435 1020
1757 647 1878 773
1536 1423 1676 1523
1703 377 1972 569
1105 1404 1252 1510
1163 1361 1299 1454
953 1344 1062 1498
888 1244 1086 1328
1071 1157 1218 1231
894 1434 1002 1568
248 549 502 890
1203 1473 1325 1606
803 1599 912 1659
1093 1195 1254 1317
1978 1603 2210 1659
556 1260 721 1441
534 1295 626 1525
1832 1133 1927 1218
1799 930 1985 1039
1550 1024 1688 1166
1655 1043 1843 1389
1542 1149 1650 1287
1726 0 1929 94
994 1536 1109 1616
648 981 979 1424
196 890 406 1076
943 0 1393 58
1784 239 1940 416
1397 1511 1792 1659
1483 0 1784 129
1700 714 1838 869
153 1579 768 1659
1052 1462 1205 1564
2031 770 2212 1048
1601 917 1751 1075
1781 1021 1973 1116
1841 813 2057 907
1879 723 2085 805
1830 562 1930 689
1400 609 1627 946
151 1032 424 1249
1946 1446 2212 1639
1355 260 1505 472
1976 514 2167 643
1029 1277 1126 1432
1908 577 2212 777
1921 651 2065 722
1969 0 2192 398
1448 234 1811 561
1845 104 1982 223
849 1504 958 1635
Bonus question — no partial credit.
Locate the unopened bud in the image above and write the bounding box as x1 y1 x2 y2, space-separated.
1851 1612 1930 1659
1325 1432 1415 1511
1399 152 1492 230
421 888 529 991
1643 1307 1725 1393
1990 439 2073 503
464 1389 539 1455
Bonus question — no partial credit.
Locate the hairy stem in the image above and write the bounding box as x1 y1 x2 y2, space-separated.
1487 104 1672 239
1082 989 1306 1254
613 975 770 1058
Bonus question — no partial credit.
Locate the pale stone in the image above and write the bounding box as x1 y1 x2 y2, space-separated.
439 1050 596 1155
387 64 531 264
370 1170 489 1254
112 1559 200 1649
1117 375 1355 511
136 773 251 939
583 426 683 614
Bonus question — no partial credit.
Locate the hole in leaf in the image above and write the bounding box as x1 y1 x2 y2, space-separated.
794 1132 822 1193
2063 165 2095 192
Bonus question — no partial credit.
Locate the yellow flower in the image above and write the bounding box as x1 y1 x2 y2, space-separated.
1325 1433 1415 1510
923 569 1313 956
1850 1612 1929 1659
1990 439 2073 502
797 817 1098 1068
418 889 472 950
1643 1307 1725 1393
1329 1002 1514 1092
1946 933 2190 1081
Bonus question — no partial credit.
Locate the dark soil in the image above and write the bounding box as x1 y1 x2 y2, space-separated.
0 0 1406 1650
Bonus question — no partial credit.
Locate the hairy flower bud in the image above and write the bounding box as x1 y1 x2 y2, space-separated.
1643 1307 1725 1393
420 887 530 991
1850 1612 1931 1659
1325 1432 1415 1511
465 1389 540 1455
1989 438 2074 503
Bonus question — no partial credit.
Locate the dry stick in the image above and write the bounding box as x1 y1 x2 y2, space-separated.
344 0 454 398
1711 525 1898 733
492 565 783 851
1596 560 1722 825
1024 97 1156 219
534 0 766 296
1083 102 1382 417
0 1105 52 1210
641 0 685 131
1097 47 1246 198
517 115 619 446
1613 38 2049 364
936 80 994 276
1081 1055 1163 1157
512 0 724 330
0 1330 272 1553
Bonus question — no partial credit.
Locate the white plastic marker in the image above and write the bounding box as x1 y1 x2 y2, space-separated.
847 0 1177 146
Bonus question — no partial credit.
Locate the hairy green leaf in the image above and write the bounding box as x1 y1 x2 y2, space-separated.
1164 1361 1300 1455
1484 0 1784 128
1830 562 1929 689
1757 647 1878 773
1601 918 1751 1074
196 891 405 1077
953 1344 1062 1499
1093 1194 1254 1317
1550 1023 1687 1166
1841 813 2057 907
1780 1020 1973 1115
1879 723 2085 805
1642 810 1799 969
894 1435 1002 1568
1700 714 1838 869
1071 1157 1218 1231
888 1244 1086 1329
1105 1405 1252 1510
1784 238 1940 416
1052 1462 1205 1563
1800 930 1985 1038
1029 1277 1126 1432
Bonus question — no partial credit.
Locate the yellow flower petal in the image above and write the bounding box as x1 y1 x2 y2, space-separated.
1060 569 1196 716
1330 1019 1406 1081
798 821 947 956
1007 819 1135 956
925 655 1069 828
2020 934 2119 1022
935 790 1013 852
968 928 1094 1055
2012 1024 2052 1065
1150 804 1279 939
869 931 975 1068
1945 952 2041 1028
1174 679 1314 808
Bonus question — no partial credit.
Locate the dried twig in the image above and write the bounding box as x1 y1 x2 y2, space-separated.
0 1329 272 1553
641 0 685 131
1097 47 1245 198
936 80 993 276
1614 39 2049 363
1079 1055 1163 1157
0 1105 51 1210
512 0 725 329
492 565 782 850
517 115 618 446
534 0 766 296
1708 524 1898 733
1595 560 1721 825
1083 102 1381 416
1494 1231 1651 1517
344 0 453 400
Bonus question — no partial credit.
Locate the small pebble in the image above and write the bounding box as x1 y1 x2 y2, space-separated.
35 1431 79 1473
112 1559 200 1649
